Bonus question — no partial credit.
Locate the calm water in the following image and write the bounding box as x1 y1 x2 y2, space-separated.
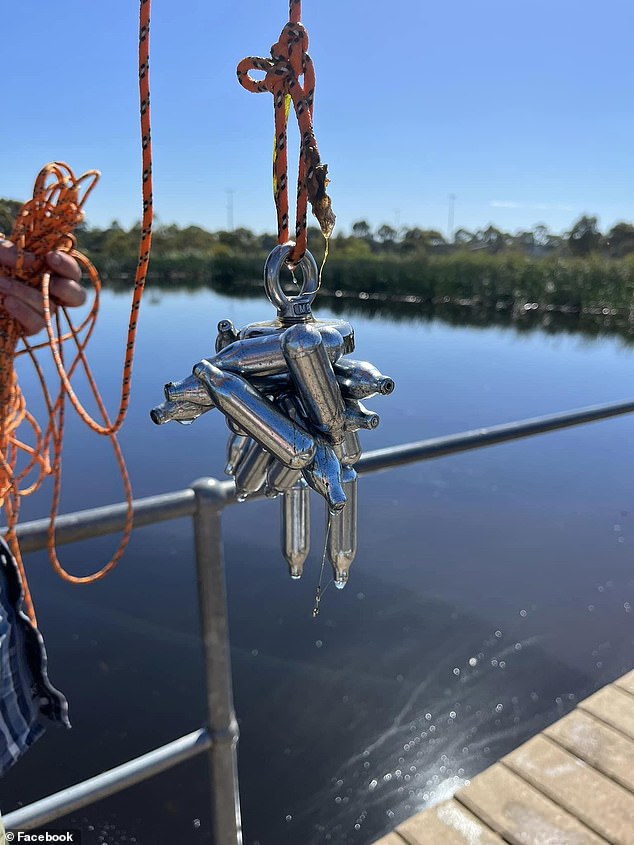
2 287 634 844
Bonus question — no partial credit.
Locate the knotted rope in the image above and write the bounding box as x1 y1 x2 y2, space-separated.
237 0 335 266
0 0 153 624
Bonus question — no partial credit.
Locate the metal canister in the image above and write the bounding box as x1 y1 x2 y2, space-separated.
281 479 310 579
343 399 379 432
326 466 358 588
225 433 251 477
225 416 248 436
149 400 212 426
164 375 214 406
215 318 239 352
303 440 347 512
234 440 272 501
334 359 395 400
282 323 346 444
193 361 316 469
336 429 362 467
211 326 344 379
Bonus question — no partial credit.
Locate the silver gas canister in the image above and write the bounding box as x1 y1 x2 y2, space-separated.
281 479 310 579
326 466 358 588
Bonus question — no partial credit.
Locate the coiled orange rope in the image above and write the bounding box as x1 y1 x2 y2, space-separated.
0 0 153 625
237 0 335 266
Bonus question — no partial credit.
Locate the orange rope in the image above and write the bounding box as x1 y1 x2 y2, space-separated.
0 0 153 625
237 0 335 266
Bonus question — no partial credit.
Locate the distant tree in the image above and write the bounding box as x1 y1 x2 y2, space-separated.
454 228 475 248
567 215 602 256
376 224 397 245
351 220 372 240
473 225 507 254
401 227 427 253
0 199 21 235
605 222 634 258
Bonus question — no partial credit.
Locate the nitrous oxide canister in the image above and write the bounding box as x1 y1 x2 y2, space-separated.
343 399 379 432
225 433 252 476
326 466 358 588
150 400 212 426
193 361 316 469
303 440 347 512
281 478 310 579
234 440 272 501
334 359 395 400
282 322 346 445
164 375 214 406
215 319 239 352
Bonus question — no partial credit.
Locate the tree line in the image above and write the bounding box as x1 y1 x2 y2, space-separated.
2 197 634 262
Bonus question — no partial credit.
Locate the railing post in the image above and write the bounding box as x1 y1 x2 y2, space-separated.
191 478 242 845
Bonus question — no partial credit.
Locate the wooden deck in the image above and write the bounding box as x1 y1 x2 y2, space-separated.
373 669 634 845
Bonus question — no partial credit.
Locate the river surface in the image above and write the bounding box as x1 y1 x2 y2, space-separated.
2 286 634 844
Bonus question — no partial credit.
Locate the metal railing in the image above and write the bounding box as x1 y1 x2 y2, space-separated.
4 397 634 844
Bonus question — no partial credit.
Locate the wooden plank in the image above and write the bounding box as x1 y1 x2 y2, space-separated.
455 762 605 845
397 799 504 845
614 669 634 697
579 685 634 740
503 734 634 845
372 834 406 845
545 708 634 793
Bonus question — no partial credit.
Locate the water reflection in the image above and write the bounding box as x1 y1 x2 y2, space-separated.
2 284 634 845
105 274 634 345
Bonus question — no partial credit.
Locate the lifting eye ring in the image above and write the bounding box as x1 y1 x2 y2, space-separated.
264 242 319 321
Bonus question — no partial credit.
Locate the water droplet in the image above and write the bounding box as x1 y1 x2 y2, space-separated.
335 580 346 591
514 642 522 651
315 640 323 648
285 815 292 823
369 779 378 790
625 602 631 612
425 713 432 721
453 667 460 676
449 710 457 718
468 657 477 667
193 819 201 830
519 609 527 617
495 630 502 638
251 649 258 656
495 703 503 712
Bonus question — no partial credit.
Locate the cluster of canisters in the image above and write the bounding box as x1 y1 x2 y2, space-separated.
151 245 394 588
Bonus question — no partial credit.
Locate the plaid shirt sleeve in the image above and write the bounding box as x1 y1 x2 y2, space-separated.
0 537 70 776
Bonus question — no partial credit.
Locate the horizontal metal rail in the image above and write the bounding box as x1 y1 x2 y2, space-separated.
7 397 634 551
3 395 634 836
4 729 211 831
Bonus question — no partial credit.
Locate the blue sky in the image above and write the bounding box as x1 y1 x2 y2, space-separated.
4 0 633 237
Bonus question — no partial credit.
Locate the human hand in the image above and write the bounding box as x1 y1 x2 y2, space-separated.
0 240 86 336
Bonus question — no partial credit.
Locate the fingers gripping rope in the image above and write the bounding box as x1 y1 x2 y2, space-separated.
237 0 335 266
